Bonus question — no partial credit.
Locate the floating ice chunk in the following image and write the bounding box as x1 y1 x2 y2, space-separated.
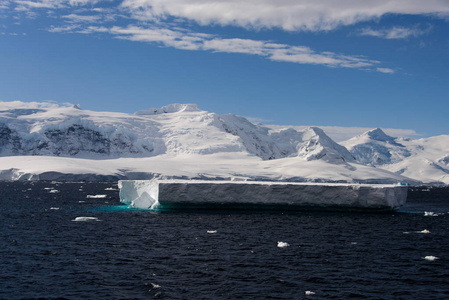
105 187 118 191
72 217 101 222
87 194 107 199
423 256 439 261
277 241 290 248
49 189 59 193
417 229 431 234
305 291 316 295
78 201 86 203
50 207 60 210
424 211 442 217
207 230 217 234
150 283 160 289
119 179 408 211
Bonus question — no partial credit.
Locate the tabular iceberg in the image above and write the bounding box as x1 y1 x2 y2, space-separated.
118 180 408 212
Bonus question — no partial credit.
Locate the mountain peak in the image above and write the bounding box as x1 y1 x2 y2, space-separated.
134 103 201 115
364 128 393 142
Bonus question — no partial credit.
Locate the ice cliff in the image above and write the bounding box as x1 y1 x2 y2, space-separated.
119 179 408 211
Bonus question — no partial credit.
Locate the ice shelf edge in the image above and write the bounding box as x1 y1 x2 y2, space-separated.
118 180 408 211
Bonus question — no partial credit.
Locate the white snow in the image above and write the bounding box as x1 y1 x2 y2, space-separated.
1 101 447 185
341 128 449 185
118 179 408 211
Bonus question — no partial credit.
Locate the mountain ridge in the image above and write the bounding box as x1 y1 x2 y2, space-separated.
0 101 446 185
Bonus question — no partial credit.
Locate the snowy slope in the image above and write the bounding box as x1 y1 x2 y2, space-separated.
341 128 411 165
0 101 421 184
341 128 449 185
382 135 449 185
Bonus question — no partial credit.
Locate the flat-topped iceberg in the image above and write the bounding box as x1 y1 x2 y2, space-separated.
118 179 408 212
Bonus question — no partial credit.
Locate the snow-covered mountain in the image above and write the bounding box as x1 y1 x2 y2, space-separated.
0 102 355 162
0 101 411 184
341 128 449 185
341 128 411 166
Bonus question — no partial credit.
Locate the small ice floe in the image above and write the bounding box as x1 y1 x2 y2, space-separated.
78 201 86 203
424 211 443 217
150 283 160 289
50 207 60 210
87 194 107 199
44 187 52 190
417 229 431 234
350 242 358 245
105 187 118 191
207 230 217 234
72 217 101 222
423 256 439 261
277 241 290 248
305 291 316 295
49 189 59 193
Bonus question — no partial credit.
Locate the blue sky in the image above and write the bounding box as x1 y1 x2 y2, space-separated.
1 0 448 137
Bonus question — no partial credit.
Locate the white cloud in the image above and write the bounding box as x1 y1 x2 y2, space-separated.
8 0 424 73
62 13 101 23
48 24 80 32
13 0 102 13
98 25 381 70
359 26 432 39
377 67 395 74
0 100 64 110
120 0 449 31
0 0 10 10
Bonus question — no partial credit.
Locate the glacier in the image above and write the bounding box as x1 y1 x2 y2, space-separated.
118 179 408 212
0 101 448 185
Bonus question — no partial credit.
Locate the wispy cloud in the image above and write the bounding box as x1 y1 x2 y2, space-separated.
120 0 449 31
78 25 382 70
13 0 101 13
62 13 101 23
377 67 395 74
0 0 10 10
9 0 442 73
359 26 432 39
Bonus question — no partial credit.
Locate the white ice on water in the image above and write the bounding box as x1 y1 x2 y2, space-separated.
277 241 290 248
118 179 408 211
423 256 439 261
72 217 101 222
86 194 107 199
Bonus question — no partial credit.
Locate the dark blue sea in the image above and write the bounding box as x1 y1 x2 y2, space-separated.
1 181 449 299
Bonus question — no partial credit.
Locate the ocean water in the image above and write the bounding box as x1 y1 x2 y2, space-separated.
1 181 448 299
